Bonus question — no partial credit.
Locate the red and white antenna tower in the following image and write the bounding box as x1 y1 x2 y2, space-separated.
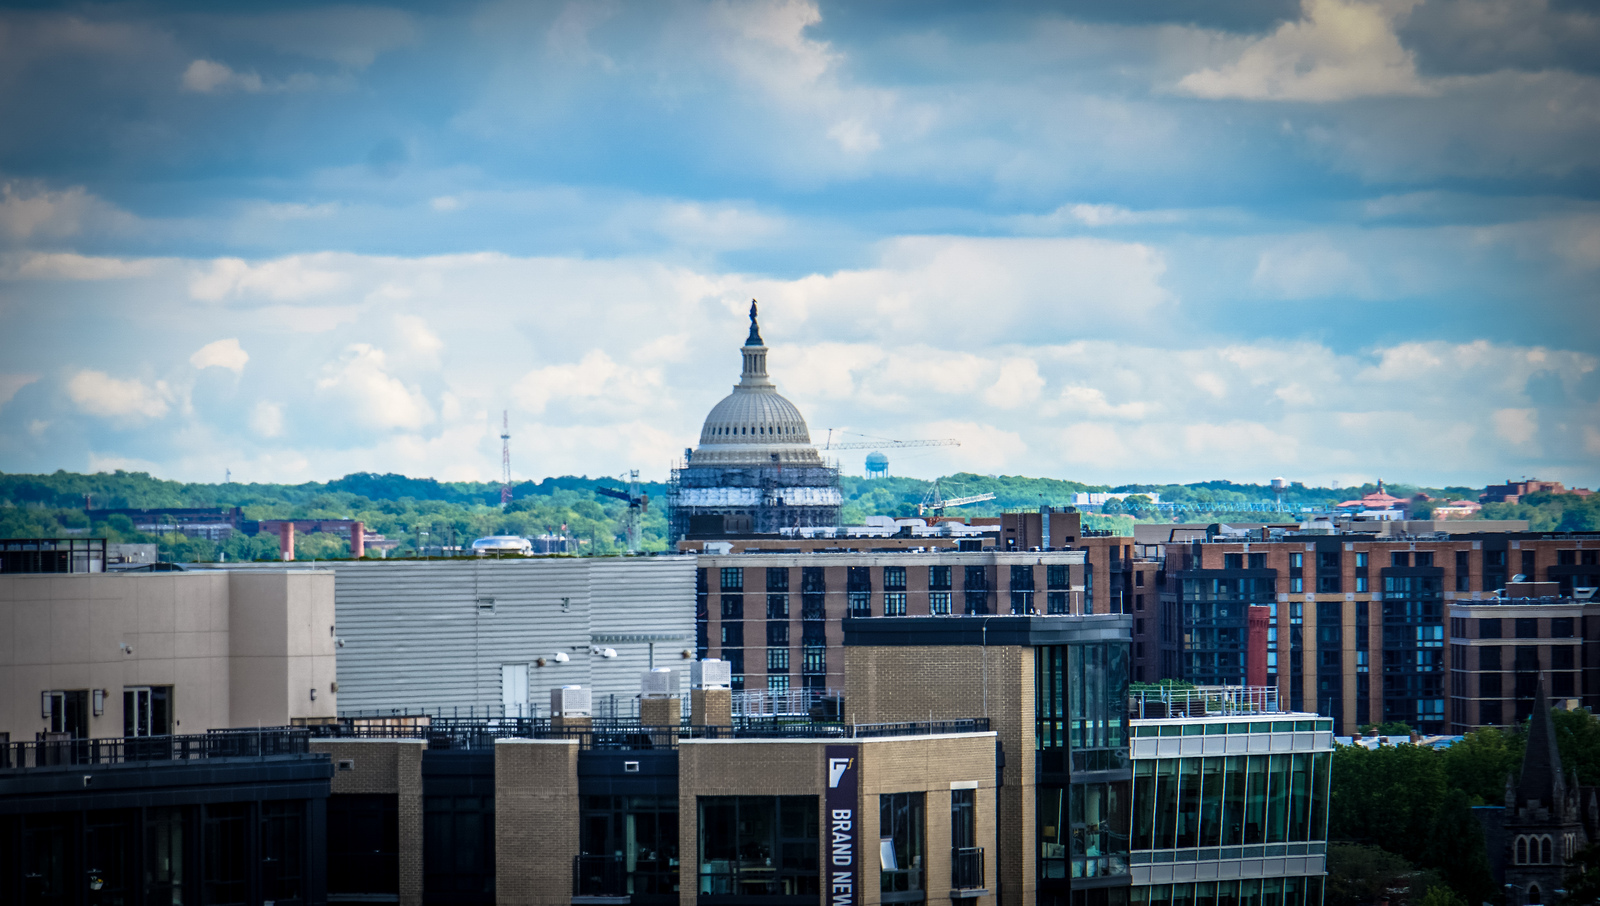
500 410 513 507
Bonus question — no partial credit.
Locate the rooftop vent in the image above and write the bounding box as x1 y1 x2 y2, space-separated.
641 667 678 699
550 684 592 717
691 659 732 690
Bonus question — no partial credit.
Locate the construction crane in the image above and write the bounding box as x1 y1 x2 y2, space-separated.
594 470 648 553
822 430 960 451
917 478 996 517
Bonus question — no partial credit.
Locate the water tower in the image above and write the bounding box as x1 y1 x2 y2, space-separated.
1271 477 1288 512
865 451 890 478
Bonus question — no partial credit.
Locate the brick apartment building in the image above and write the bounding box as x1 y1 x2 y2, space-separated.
1150 529 1600 735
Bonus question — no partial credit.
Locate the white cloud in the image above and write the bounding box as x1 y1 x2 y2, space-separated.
430 196 463 212
1044 386 1152 420
983 358 1045 410
1177 0 1432 102
181 59 319 94
0 183 136 243
189 255 349 301
315 344 435 430
1492 407 1538 446
0 373 38 407
189 338 249 373
513 350 665 417
250 401 284 438
5 253 160 281
66 371 171 420
394 314 443 358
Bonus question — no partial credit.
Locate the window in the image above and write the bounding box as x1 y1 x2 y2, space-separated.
1553 647 1575 670
1047 565 1069 589
767 674 789 694
721 624 743 646
884 593 907 616
1010 591 1034 614
848 566 873 591
1479 619 1502 639
802 646 825 675
1291 577 1304 594
767 622 788 646
1559 550 1577 566
1480 646 1502 669
1135 594 1145 611
697 797 818 896
767 595 788 619
329 795 400 897
1290 553 1304 570
204 803 250 905
767 648 789 672
261 801 305 904
1355 576 1368 593
848 591 872 618
1047 592 1068 614
1249 553 1267 570
1391 552 1410 567
929 566 952 591
124 686 172 737
1479 674 1501 697
1319 552 1341 571
1225 554 1243 570
1522 550 1536 576
45 689 88 738
1011 565 1036 591
1554 673 1575 697
1355 552 1368 568
1515 647 1540 671
721 595 743 619
766 568 789 592
951 789 978 889
1485 550 1507 569
1482 701 1502 725
720 567 744 591
1515 618 1539 639
1414 552 1433 567
1317 576 1342 594
801 567 826 593
930 592 952 615
1136 572 1145 587
883 566 907 591
1552 618 1574 638
801 594 825 621
879 793 925 895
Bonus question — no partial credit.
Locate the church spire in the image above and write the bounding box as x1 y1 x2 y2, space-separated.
1517 679 1566 810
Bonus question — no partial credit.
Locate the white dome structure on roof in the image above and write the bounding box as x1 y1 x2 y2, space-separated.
668 302 841 539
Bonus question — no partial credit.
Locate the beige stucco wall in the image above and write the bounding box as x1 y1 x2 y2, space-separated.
228 570 338 725
0 568 337 740
0 572 232 739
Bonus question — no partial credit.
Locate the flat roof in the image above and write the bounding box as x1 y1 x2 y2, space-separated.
844 613 1130 647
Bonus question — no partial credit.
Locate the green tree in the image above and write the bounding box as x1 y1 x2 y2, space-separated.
1329 744 1448 867
1440 725 1521 804
1325 844 1439 906
1421 789 1498 904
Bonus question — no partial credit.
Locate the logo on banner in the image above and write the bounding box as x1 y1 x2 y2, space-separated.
825 745 860 906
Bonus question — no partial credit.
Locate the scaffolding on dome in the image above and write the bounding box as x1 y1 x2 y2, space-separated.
667 460 842 540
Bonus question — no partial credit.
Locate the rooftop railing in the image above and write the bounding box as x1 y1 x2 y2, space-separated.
1127 686 1281 720
0 727 310 771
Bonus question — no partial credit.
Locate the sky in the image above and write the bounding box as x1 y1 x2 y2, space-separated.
0 0 1597 490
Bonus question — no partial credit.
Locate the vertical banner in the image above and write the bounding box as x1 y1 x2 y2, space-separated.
825 744 860 905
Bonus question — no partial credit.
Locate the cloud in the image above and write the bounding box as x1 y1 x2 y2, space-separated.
4 252 159 280
315 344 434 431
0 182 135 243
250 401 284 438
513 350 665 417
394 315 443 359
189 255 349 301
0 373 38 407
180 59 320 94
1177 0 1432 102
1492 407 1538 446
65 371 171 420
189 338 249 373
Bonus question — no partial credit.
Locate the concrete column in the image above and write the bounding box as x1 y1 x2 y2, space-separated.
350 521 365 559
280 522 295 561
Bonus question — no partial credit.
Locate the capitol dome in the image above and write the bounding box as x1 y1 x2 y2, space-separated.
689 304 825 467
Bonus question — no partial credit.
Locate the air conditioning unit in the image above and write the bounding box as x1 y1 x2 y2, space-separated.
691 658 731 690
550 685 592 717
641 667 678 699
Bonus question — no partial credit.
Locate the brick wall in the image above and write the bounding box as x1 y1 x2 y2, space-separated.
310 738 425 906
495 739 580 905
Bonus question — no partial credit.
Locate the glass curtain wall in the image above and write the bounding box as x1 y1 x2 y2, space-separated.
1130 751 1331 852
1130 878 1325 906
880 792 925 900
697 796 818 896
1038 641 1132 885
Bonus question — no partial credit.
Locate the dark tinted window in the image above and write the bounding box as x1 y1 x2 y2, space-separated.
1552 618 1574 638
766 568 789 592
720 568 743 591
1515 618 1539 639
1479 646 1501 670
1479 619 1502 639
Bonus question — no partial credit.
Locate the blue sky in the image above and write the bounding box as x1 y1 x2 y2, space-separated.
0 0 1597 488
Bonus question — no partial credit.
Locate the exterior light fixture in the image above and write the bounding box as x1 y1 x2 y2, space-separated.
92 689 105 716
310 688 317 701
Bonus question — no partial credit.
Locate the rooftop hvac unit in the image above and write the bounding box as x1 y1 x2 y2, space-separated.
641 667 678 699
550 684 592 717
691 658 731 690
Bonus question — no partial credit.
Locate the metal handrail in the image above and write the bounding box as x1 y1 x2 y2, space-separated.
952 846 985 889
0 727 311 771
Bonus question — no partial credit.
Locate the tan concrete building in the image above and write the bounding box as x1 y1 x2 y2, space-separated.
1 568 338 741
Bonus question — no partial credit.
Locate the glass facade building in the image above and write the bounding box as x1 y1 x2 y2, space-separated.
1167 573 1276 686
1127 716 1333 900
1038 639 1133 901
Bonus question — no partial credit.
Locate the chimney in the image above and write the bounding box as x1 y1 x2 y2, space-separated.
280 522 295 561
350 521 365 559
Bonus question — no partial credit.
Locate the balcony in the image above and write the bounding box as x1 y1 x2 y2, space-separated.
951 846 986 894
